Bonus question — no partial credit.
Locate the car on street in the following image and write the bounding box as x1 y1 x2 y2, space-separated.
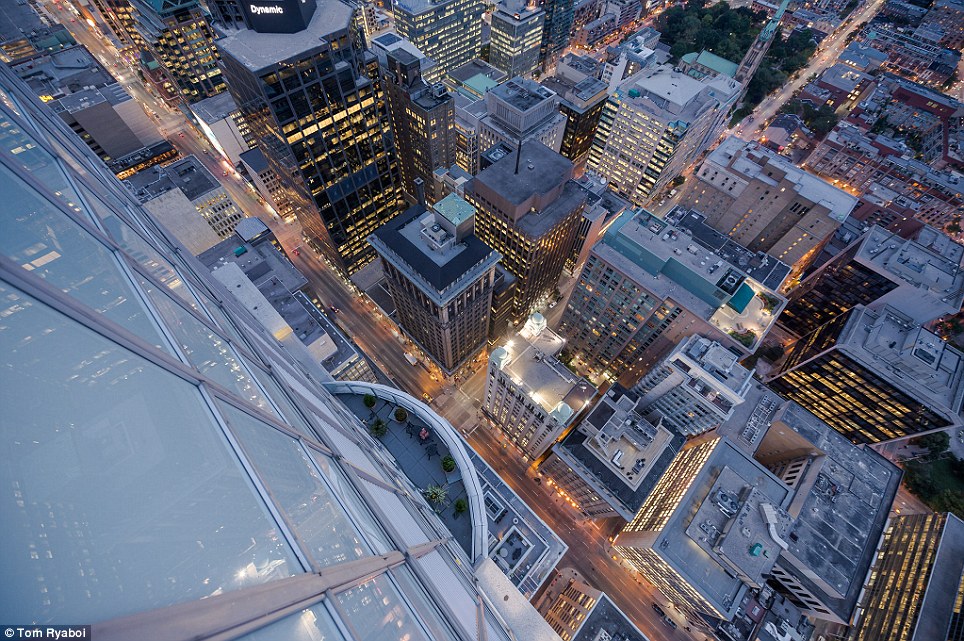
661 615 677 629
652 603 665 616
421 393 433 404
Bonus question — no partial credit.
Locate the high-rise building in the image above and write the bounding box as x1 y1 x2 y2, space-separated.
848 513 964 641
125 0 224 104
680 137 857 281
535 568 602 639
478 77 568 154
560 207 789 386
615 398 901 630
370 194 501 373
538 0 575 69
465 140 586 317
633 335 755 436
588 65 740 205
778 224 964 337
218 1 403 275
541 56 609 169
393 0 484 83
0 59 560 641
490 0 546 79
373 35 456 205
484 313 596 459
767 304 964 443
539 384 685 520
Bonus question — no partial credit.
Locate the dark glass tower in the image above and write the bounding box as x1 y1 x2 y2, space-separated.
218 1 403 274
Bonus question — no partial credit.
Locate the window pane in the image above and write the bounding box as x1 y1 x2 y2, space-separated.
221 402 371 568
240 603 345 641
309 449 393 554
241 355 314 435
391 565 460 641
0 282 298 624
136 274 271 411
335 575 430 641
0 110 82 214
0 163 165 347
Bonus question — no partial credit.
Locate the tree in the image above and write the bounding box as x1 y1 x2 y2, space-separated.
424 485 447 505
441 456 456 473
363 393 376 409
394 407 408 423
369 418 388 439
454 498 468 516
916 432 950 458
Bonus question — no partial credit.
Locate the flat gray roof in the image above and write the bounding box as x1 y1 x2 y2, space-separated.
471 139 577 209
572 594 649 641
216 1 355 72
190 91 239 123
125 156 220 202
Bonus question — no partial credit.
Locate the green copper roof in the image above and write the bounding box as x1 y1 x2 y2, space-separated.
433 193 475 226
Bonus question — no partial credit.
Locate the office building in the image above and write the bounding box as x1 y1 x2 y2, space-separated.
444 58 507 101
566 173 629 275
479 77 568 154
370 194 501 373
0 60 560 641
466 140 587 317
600 26 661 93
393 0 484 83
124 155 243 252
560 207 789 386
634 335 755 436
489 265 518 341
538 0 575 69
485 313 596 459
218 0 403 275
680 137 857 280
0 1 75 64
374 35 456 205
536 570 653 641
189 92 252 165
540 384 685 520
541 58 609 169
238 147 292 220
573 13 616 50
615 398 900 631
125 0 224 104
490 0 545 79
848 513 964 641
106 139 179 180
768 304 964 443
779 224 964 337
12 45 161 161
588 65 740 205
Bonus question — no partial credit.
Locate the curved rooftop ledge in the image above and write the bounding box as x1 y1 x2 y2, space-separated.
324 381 488 564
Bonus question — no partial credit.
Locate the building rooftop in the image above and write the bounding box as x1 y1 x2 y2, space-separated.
818 63 873 93
106 140 177 174
571 593 649 641
617 64 740 123
681 50 739 78
489 77 555 112
832 305 964 418
557 385 686 519
852 225 964 307
653 437 793 619
393 0 460 16
759 400 902 620
239 146 269 173
197 221 308 294
12 45 115 97
190 91 239 124
595 208 787 350
664 207 792 292
446 59 507 99
296 291 364 376
370 200 501 300
706 137 858 223
494 315 596 424
124 155 220 202
216 0 356 71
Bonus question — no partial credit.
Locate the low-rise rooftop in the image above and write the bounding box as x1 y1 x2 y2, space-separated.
571 593 649 641
489 77 555 112
617 64 740 123
190 91 239 124
125 155 220 203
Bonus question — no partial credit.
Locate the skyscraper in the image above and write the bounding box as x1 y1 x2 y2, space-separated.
218 0 403 274
0 58 556 641
538 0 575 70
490 0 546 79
541 56 609 170
767 305 964 443
369 194 500 373
465 140 586 317
478 77 568 154
373 35 456 205
848 513 964 641
393 0 484 83
126 0 224 104
588 65 740 205
778 224 964 337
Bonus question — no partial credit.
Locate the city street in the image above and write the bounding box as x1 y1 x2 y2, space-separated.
730 0 886 139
